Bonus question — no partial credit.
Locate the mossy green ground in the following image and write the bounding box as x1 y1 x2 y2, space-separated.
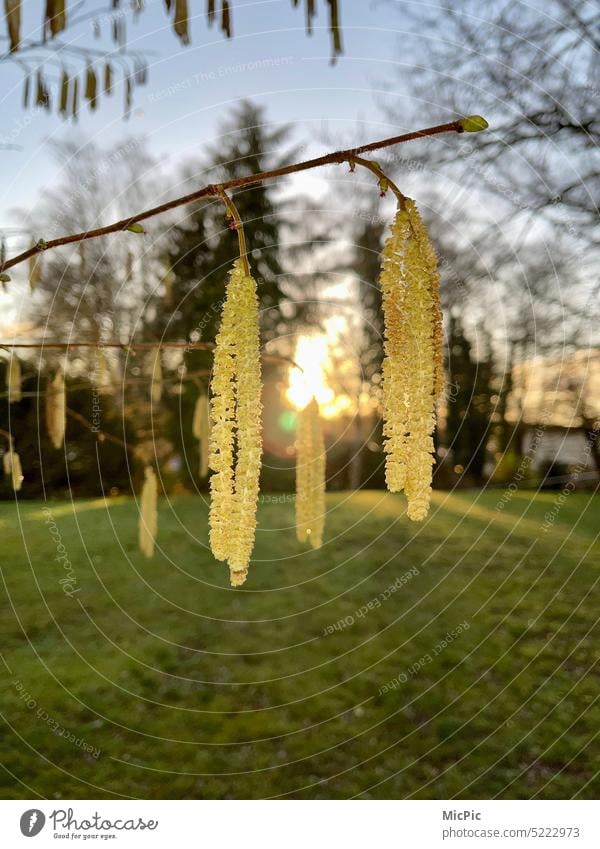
0 490 598 799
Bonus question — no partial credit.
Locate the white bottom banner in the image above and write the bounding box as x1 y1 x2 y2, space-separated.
0 800 597 848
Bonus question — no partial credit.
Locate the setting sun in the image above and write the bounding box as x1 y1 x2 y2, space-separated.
286 331 354 419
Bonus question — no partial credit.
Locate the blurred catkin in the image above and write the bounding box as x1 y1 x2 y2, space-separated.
192 391 210 478
6 355 21 402
46 368 66 449
3 448 23 491
295 398 325 549
149 348 162 404
139 465 158 558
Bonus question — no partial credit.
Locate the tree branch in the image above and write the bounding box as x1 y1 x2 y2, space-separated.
65 406 135 456
0 341 300 370
0 117 485 276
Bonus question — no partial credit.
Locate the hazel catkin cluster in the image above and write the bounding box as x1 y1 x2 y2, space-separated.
379 198 444 521
209 259 263 586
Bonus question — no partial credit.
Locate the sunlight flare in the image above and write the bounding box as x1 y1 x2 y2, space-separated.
287 329 353 419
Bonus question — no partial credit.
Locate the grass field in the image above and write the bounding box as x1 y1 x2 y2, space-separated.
0 489 598 800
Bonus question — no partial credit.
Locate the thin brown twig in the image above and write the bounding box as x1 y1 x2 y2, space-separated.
351 156 406 204
0 341 301 370
65 407 136 456
0 118 471 274
4 405 139 463
0 341 215 350
217 189 250 276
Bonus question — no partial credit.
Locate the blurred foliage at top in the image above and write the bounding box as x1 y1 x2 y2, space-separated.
1 0 342 121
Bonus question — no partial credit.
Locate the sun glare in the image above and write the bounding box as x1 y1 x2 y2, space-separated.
287 331 353 419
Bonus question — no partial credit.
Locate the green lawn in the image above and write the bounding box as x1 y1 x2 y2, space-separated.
0 489 598 799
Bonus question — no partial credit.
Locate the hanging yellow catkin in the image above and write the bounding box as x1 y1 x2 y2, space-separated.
3 447 23 491
149 348 162 404
380 208 410 494
228 264 262 585
209 258 262 587
46 368 66 449
6 355 22 402
379 198 441 521
208 267 238 564
405 200 445 402
192 391 210 478
295 398 326 549
138 466 158 557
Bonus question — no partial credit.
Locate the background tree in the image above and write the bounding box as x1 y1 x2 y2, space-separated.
0 367 134 498
21 136 162 346
386 0 598 241
8 137 170 491
380 0 599 479
344 201 386 489
444 314 494 485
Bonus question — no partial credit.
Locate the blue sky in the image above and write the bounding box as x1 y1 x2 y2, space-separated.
0 1 424 226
